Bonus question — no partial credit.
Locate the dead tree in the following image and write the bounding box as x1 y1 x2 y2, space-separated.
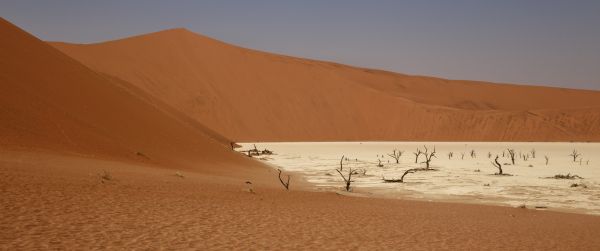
470 150 476 158
421 146 436 169
448 152 454 159
530 149 536 158
461 153 465 160
387 149 404 164
488 152 492 159
507 149 516 165
491 155 503 175
383 168 419 183
413 148 423 163
339 155 344 171
277 169 290 190
336 156 355 192
544 155 549 165
569 149 581 162
247 144 260 157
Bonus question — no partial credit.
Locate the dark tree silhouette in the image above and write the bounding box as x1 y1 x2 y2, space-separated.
569 149 581 162
507 149 516 165
277 169 290 190
387 149 404 164
491 155 503 175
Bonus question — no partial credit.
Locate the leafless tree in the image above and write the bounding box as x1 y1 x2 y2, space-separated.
413 148 423 163
448 152 454 159
491 155 503 175
507 149 516 165
544 155 549 165
488 152 492 158
336 156 355 192
383 168 419 183
387 149 404 164
470 150 476 158
569 149 581 162
421 146 436 169
277 169 290 190
247 144 260 157
461 153 465 160
530 149 536 158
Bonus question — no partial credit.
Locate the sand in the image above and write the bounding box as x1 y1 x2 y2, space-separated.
2 17 600 249
51 28 600 142
3 149 600 250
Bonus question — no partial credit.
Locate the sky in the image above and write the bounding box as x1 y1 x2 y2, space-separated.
1 0 599 90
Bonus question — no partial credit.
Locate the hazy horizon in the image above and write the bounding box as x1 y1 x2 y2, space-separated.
1 0 599 90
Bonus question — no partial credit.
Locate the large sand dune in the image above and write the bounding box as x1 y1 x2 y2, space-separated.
51 28 600 142
0 18 272 180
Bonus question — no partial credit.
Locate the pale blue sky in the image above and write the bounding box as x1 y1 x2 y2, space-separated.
1 0 599 90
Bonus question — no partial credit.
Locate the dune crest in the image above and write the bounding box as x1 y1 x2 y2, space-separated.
51 28 600 142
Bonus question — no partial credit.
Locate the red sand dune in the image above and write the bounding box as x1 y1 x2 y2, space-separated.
51 28 600 142
0 18 271 180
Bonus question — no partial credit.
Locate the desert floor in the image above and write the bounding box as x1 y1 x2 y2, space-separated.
2 149 600 250
243 142 600 215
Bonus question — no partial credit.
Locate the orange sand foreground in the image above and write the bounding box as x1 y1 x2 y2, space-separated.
2 150 600 250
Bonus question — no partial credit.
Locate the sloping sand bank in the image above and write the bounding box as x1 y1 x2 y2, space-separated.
2 150 600 250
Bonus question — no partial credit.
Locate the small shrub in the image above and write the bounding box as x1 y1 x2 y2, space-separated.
549 173 583 179
570 183 587 188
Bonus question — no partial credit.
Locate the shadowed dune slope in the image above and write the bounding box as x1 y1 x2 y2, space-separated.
51 29 600 142
0 18 263 175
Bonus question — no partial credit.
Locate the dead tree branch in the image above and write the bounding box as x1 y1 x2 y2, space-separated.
277 169 290 190
491 155 503 175
507 149 516 165
383 168 419 183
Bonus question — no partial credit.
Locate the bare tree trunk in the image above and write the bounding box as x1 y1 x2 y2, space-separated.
492 155 503 175
383 168 418 183
507 149 516 165
277 169 290 190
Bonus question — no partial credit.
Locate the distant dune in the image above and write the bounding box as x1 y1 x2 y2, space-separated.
51 28 600 142
0 18 267 177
